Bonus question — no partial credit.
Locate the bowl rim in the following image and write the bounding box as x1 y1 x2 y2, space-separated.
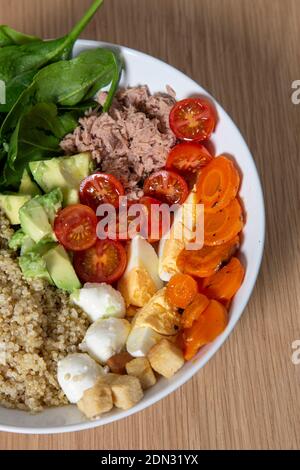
0 39 265 435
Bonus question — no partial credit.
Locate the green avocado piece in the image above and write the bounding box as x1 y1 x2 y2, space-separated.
21 236 35 255
0 193 31 225
29 152 93 206
38 188 63 224
19 188 63 242
43 245 81 293
8 229 26 251
19 169 41 196
9 229 35 254
19 241 57 284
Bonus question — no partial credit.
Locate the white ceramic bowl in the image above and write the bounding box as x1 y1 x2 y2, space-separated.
0 40 265 434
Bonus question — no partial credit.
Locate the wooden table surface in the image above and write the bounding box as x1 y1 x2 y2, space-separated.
0 0 300 450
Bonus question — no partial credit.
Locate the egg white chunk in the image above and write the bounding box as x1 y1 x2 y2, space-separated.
80 318 131 364
71 283 126 322
118 235 164 307
57 353 104 404
158 187 202 281
125 236 163 290
126 326 163 357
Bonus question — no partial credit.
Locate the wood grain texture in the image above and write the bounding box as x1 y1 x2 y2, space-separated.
0 0 300 450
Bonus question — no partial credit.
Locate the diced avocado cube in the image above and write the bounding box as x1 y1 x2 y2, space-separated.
30 159 67 193
19 169 41 196
64 188 80 206
9 229 35 254
21 235 35 255
0 194 31 225
43 245 81 293
29 152 93 206
19 241 57 284
38 188 63 224
19 198 53 243
9 229 26 251
19 188 63 242
61 152 93 186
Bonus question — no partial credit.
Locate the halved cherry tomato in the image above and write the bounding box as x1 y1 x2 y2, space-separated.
139 196 164 242
166 273 198 309
115 197 166 242
166 142 213 175
143 170 188 205
114 200 148 241
169 98 216 142
73 239 127 284
54 204 97 251
79 173 125 211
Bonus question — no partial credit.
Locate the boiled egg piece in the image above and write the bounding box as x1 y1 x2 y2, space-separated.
57 353 104 403
126 326 164 357
134 287 181 336
158 187 202 282
118 235 163 307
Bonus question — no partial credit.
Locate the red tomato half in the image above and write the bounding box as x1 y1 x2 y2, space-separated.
115 200 147 241
166 142 213 175
143 170 188 205
79 173 125 211
169 98 215 142
139 196 164 243
73 239 127 284
54 204 97 252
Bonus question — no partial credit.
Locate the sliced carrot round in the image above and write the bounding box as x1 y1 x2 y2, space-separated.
196 156 240 213
177 235 239 278
181 293 210 329
204 198 243 246
202 257 245 301
166 273 198 309
184 300 228 360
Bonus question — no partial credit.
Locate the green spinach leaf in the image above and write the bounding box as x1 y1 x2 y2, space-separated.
0 0 104 114
0 26 41 47
1 48 121 138
0 103 82 188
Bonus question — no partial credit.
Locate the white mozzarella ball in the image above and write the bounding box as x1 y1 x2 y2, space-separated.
71 283 126 322
57 353 104 403
80 318 131 364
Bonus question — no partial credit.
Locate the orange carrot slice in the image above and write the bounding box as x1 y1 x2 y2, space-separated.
202 257 245 301
184 300 228 360
166 273 198 309
196 156 240 213
204 198 243 246
177 235 239 278
181 293 210 329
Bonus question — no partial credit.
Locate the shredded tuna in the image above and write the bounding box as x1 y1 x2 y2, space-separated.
60 86 177 199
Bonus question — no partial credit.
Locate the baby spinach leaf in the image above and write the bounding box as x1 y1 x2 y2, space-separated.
102 51 123 112
0 26 41 47
0 103 82 189
0 0 104 114
1 48 121 138
1 70 37 114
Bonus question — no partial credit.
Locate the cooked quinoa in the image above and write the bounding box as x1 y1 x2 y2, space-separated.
0 211 89 412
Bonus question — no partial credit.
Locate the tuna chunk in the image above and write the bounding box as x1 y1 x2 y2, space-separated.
60 86 177 199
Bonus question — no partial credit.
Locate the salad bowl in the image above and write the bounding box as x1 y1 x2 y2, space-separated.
0 39 265 434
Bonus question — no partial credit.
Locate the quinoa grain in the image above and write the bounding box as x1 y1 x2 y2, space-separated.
0 212 89 412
